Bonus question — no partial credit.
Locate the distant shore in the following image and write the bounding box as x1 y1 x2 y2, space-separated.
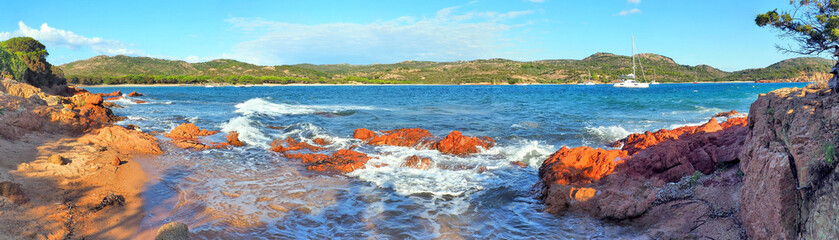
72 80 776 88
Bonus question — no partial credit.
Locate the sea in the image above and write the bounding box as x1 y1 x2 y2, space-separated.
86 82 805 239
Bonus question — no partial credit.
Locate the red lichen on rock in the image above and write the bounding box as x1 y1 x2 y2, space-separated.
402 155 433 169
226 131 244 147
432 130 495 155
538 146 628 186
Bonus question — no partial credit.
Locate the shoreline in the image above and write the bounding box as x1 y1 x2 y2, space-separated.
72 80 779 88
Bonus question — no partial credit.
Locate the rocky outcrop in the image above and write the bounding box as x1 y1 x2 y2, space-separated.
127 91 143 97
165 123 219 139
539 116 750 238
365 128 435 147
98 90 122 97
80 125 163 155
618 118 748 182
353 128 376 140
539 146 627 186
288 149 372 172
313 138 330 146
739 87 839 239
432 130 495 155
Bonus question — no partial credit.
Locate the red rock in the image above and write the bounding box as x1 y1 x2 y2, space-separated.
713 110 740 118
226 131 244 147
127 91 143 97
112 156 122 166
165 123 220 139
80 125 163 155
721 116 748 129
432 130 495 155
172 139 227 150
511 161 527 167
85 94 103 105
617 122 748 182
402 155 433 169
615 118 732 155
313 138 330 146
367 128 434 147
267 125 285 130
286 149 371 172
694 117 722 133
77 104 118 123
135 100 148 104
105 96 123 101
98 90 122 97
538 146 627 186
269 137 324 153
353 128 376 141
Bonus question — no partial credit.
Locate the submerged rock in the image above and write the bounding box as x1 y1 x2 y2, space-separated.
270 137 324 153
402 155 433 170
155 222 189 240
286 149 372 172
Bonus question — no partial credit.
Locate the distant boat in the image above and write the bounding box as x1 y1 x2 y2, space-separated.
650 69 660 85
579 70 597 85
614 36 650 88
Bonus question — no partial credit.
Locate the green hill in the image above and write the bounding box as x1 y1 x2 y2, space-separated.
58 53 834 85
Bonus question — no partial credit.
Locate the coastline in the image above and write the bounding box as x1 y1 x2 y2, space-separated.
72 80 768 88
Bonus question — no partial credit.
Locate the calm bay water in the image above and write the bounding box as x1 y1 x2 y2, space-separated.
88 83 804 239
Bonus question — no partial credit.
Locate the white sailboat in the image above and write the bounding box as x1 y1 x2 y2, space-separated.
651 69 660 85
614 36 650 88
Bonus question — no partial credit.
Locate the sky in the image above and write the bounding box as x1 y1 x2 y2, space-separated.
0 0 814 71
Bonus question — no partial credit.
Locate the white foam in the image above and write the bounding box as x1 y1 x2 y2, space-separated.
273 122 358 150
584 126 631 144
349 139 556 196
220 116 272 148
234 98 379 116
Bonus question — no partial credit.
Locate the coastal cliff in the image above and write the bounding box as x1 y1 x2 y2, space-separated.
539 86 839 239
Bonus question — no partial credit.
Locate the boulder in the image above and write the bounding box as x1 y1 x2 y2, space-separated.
49 154 65 165
98 90 122 97
0 181 29 205
353 128 376 141
538 146 627 186
165 123 220 139
431 130 495 155
313 138 330 146
127 91 143 97
226 132 244 147
366 128 434 147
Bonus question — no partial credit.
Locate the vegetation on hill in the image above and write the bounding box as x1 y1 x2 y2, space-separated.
59 53 833 85
0 37 66 87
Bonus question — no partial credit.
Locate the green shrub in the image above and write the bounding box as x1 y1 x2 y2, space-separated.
825 143 836 165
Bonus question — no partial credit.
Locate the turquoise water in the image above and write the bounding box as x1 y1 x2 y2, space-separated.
88 83 804 239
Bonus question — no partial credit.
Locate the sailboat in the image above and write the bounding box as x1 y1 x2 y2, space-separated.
613 36 650 88
580 70 596 85
650 69 660 85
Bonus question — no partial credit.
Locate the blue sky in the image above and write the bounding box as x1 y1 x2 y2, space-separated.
0 0 811 71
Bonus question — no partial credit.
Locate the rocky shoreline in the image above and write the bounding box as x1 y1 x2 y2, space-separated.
537 86 839 239
2 73 837 239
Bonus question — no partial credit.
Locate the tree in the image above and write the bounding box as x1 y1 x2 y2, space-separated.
757 0 839 91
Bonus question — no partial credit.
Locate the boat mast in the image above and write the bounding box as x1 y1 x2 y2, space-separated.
632 36 636 78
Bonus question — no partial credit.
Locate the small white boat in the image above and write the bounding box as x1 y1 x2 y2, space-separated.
614 36 649 89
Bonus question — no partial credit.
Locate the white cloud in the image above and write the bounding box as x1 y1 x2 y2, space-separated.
627 0 641 5
0 21 141 55
224 7 533 65
616 8 642 16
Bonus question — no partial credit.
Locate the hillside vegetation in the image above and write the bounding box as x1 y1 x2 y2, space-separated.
59 53 833 85
0 37 66 87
